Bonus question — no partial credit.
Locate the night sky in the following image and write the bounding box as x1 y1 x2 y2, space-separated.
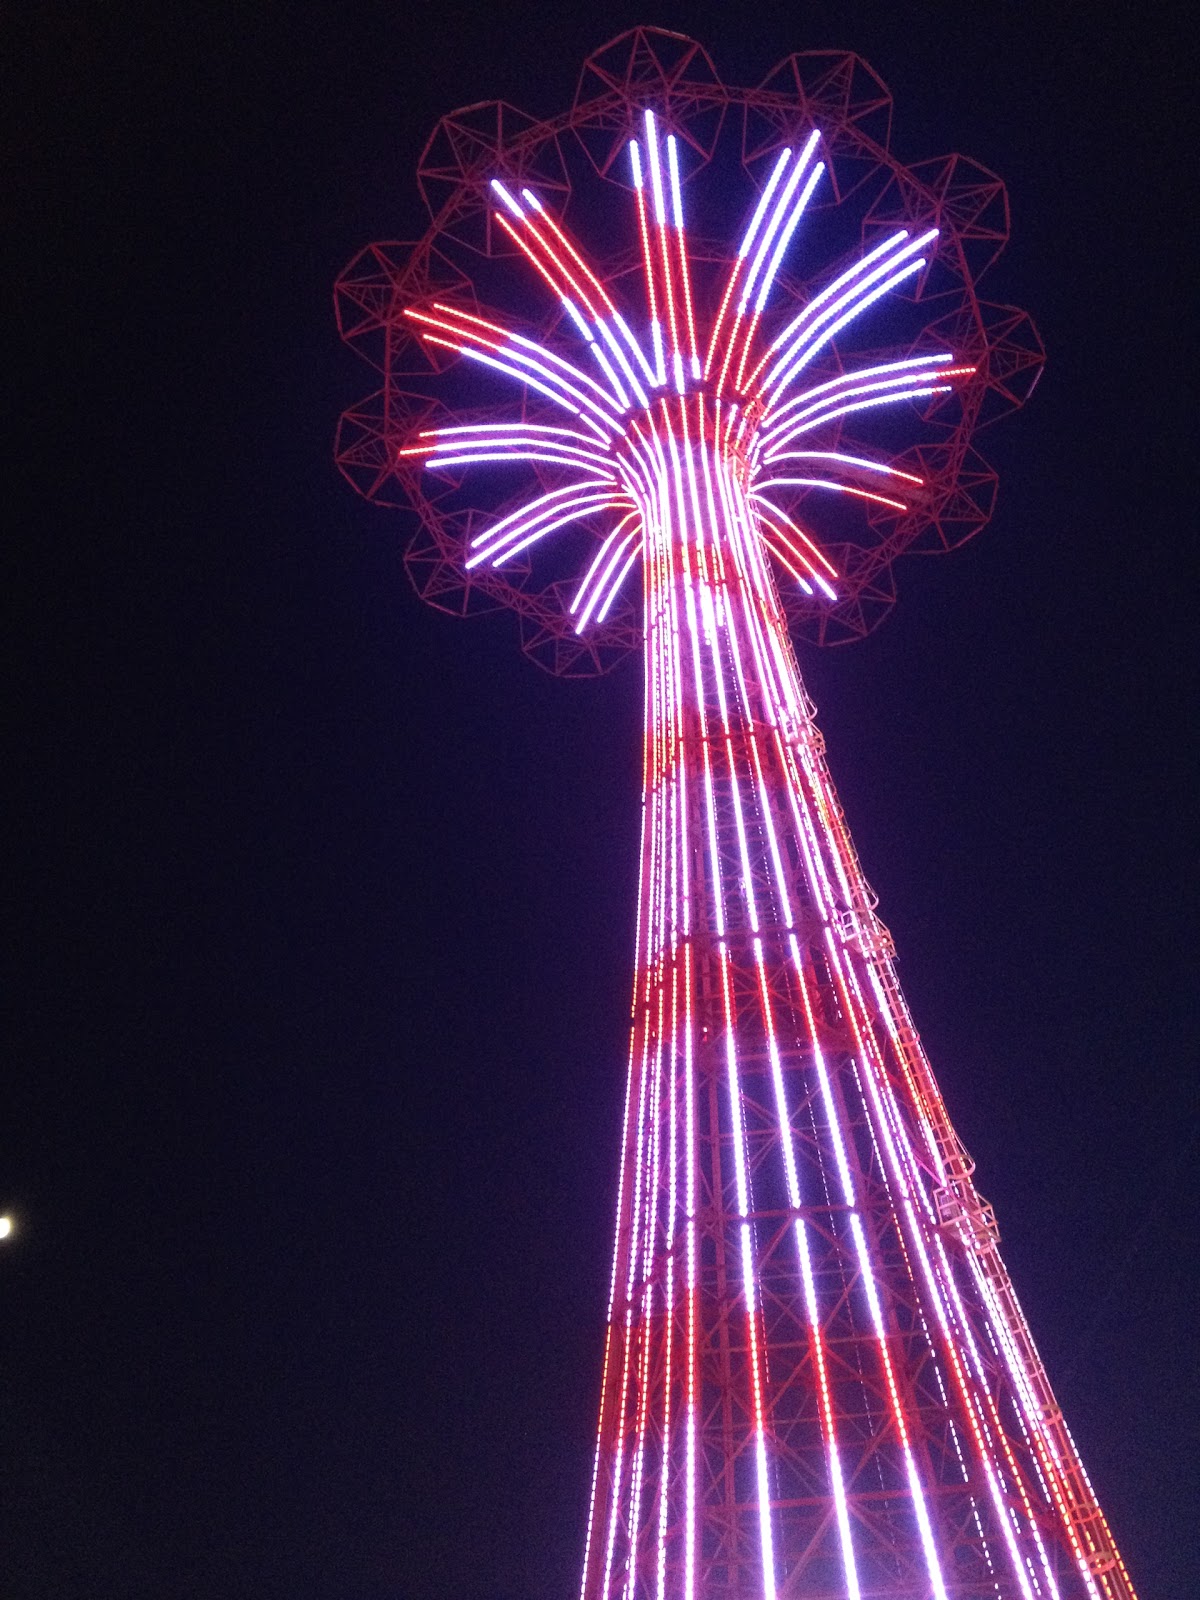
5 4 1196 1597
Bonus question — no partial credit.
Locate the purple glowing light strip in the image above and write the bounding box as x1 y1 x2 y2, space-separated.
759 354 955 451
764 249 936 404
573 521 640 631
465 481 618 568
737 148 794 260
741 131 822 313
764 448 924 482
757 228 913 367
771 384 955 448
754 158 825 314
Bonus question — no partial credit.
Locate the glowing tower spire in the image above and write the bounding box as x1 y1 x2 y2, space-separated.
336 29 1134 1600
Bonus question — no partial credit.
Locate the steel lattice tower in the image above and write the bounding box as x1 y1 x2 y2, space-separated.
336 29 1136 1600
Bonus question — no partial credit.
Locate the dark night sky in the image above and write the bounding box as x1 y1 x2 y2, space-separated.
5 4 1197 1597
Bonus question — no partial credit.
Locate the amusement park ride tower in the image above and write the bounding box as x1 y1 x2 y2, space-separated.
335 30 1138 1600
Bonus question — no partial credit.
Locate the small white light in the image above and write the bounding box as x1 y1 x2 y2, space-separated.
0 1215 13 1240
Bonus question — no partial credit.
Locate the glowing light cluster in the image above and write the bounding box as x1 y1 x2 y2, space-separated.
390 102 1135 1600
400 111 974 629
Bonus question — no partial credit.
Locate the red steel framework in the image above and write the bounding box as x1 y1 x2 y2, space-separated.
335 29 1136 1600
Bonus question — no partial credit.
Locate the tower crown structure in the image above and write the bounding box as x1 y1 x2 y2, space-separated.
336 29 1136 1599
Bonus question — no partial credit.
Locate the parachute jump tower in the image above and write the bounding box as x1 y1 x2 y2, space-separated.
336 29 1136 1600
